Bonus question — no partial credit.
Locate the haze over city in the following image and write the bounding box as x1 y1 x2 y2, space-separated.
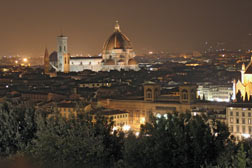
2 1 252 168
1 0 252 57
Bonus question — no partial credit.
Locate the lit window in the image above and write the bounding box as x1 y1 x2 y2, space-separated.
230 118 233 123
249 112 251 117
236 112 239 116
249 119 251 124
242 119 246 124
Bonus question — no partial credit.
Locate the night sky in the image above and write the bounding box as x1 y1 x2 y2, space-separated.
1 0 252 57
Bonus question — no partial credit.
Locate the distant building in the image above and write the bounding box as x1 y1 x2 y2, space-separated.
197 84 233 102
99 83 227 132
91 110 129 131
233 58 252 101
47 21 139 73
226 104 252 141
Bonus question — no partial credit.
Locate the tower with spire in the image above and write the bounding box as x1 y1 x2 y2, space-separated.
233 56 252 101
44 48 50 74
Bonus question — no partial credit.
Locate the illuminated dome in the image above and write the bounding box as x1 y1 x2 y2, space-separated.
128 58 137 65
104 59 115 65
103 21 132 51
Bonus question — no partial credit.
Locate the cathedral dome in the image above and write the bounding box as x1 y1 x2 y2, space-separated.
49 51 58 62
104 59 115 65
103 21 132 51
128 58 137 65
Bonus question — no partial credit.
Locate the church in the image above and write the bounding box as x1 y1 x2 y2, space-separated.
45 21 139 73
233 57 252 101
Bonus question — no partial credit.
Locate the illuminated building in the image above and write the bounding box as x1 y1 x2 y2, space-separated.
99 83 226 132
226 104 252 141
197 84 233 102
48 21 139 73
91 110 129 131
233 57 252 101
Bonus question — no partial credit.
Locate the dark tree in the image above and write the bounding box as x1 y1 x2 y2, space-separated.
0 103 37 158
236 90 242 103
245 92 249 102
123 113 230 168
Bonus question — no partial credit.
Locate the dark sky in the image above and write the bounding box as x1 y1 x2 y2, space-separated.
1 0 252 57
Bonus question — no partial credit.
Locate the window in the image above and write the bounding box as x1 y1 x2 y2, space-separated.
249 112 251 117
230 125 233 132
236 126 240 133
236 112 239 117
230 111 233 116
242 118 245 124
146 89 152 99
59 46 62 52
243 126 246 133
230 118 233 123
249 119 251 124
242 112 245 117
64 46 66 52
236 118 239 124
249 126 252 134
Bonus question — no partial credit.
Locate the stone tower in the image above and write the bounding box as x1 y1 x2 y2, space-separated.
63 53 70 73
44 48 50 74
57 35 68 72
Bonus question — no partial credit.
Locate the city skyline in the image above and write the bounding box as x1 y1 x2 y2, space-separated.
1 0 252 57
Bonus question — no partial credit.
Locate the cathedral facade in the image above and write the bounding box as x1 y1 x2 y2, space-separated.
233 58 252 101
47 22 139 73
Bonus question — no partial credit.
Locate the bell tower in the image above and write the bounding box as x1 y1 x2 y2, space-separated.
57 34 68 72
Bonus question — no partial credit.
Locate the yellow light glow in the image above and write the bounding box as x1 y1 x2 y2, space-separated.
15 60 18 64
140 117 145 124
2 68 9 72
23 58 28 62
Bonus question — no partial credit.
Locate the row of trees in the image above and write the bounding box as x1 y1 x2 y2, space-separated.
0 103 252 168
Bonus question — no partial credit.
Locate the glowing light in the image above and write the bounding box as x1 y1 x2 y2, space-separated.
15 60 18 64
148 51 153 55
156 114 161 118
23 58 28 62
122 125 131 132
140 117 145 124
242 134 250 139
112 127 117 131
2 68 9 72
135 132 140 137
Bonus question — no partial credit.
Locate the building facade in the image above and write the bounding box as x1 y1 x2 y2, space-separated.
226 104 252 141
47 21 139 73
233 58 252 101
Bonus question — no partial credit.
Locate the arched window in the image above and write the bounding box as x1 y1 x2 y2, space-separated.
146 88 152 98
59 46 62 52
